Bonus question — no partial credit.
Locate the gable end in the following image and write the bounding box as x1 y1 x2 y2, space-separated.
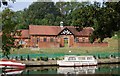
58 28 74 35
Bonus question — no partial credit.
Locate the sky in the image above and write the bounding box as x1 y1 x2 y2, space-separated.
0 0 106 12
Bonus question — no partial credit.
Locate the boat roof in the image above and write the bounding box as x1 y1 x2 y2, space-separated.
64 55 94 57
64 55 77 57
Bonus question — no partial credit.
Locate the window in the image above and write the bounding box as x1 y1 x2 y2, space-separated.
75 37 79 42
19 40 26 45
50 38 54 42
78 57 86 60
87 57 93 60
82 37 85 42
68 57 76 61
37 38 40 43
43 38 47 42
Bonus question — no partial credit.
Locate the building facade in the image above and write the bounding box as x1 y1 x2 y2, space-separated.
14 25 108 48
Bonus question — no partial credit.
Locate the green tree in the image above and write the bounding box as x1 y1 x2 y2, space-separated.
1 8 17 59
71 2 120 43
55 2 81 25
14 10 28 29
90 2 120 43
23 2 61 27
71 2 96 28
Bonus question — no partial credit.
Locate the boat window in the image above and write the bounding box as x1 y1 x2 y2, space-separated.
68 57 76 60
87 57 93 60
78 57 86 60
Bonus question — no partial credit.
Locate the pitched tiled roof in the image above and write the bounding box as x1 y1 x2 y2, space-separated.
78 27 94 36
14 30 29 38
68 27 94 36
29 25 62 35
29 25 94 36
21 30 29 38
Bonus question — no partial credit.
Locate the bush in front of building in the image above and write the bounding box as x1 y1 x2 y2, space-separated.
36 57 40 61
40 56 48 61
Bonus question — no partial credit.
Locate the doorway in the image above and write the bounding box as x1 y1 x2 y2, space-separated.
64 37 68 47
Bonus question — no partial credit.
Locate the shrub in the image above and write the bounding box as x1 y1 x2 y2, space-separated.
15 56 18 60
55 57 60 60
20 56 23 60
40 56 48 61
40 57 43 60
27 55 30 60
37 57 40 61
51 58 55 60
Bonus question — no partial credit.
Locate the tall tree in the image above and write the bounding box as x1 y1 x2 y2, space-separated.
1 8 17 59
90 2 120 43
24 2 61 27
55 2 80 25
70 2 120 42
71 2 96 28
14 10 28 29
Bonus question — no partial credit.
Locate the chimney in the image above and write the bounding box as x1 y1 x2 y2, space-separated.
60 21 63 28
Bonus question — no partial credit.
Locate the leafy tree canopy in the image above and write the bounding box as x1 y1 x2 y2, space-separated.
1 8 17 58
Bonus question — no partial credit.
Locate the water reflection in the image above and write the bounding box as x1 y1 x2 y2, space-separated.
23 67 57 74
24 64 119 74
1 68 24 75
57 66 97 74
1 64 120 75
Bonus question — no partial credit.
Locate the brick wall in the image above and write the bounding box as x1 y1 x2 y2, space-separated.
60 38 64 47
74 42 108 47
38 42 60 48
69 36 74 47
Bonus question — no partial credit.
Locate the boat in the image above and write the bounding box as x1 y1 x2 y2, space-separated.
57 55 97 66
57 66 98 74
0 59 25 69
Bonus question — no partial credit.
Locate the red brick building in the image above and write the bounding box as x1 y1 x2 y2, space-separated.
14 25 108 48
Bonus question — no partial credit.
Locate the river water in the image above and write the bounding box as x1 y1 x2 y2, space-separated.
1 64 120 75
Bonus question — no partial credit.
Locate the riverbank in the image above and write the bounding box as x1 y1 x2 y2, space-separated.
18 58 120 67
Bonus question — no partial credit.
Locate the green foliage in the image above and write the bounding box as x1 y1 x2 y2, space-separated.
22 2 61 27
71 2 120 42
92 2 120 42
72 2 102 28
37 57 40 61
89 33 96 43
40 56 48 61
1 8 17 58
55 57 60 60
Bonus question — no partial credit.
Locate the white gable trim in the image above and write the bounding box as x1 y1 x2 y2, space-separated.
60 28 72 35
